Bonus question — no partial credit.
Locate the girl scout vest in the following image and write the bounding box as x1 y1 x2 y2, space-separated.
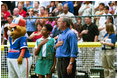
36 38 55 60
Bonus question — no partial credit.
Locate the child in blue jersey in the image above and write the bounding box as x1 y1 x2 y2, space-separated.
34 24 56 78
100 23 117 78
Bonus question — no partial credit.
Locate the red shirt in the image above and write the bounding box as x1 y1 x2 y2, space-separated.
31 31 43 42
19 9 26 17
2 11 11 20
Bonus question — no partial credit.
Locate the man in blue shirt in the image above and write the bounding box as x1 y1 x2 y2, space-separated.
55 17 78 78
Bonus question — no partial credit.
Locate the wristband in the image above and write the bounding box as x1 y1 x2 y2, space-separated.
69 62 73 65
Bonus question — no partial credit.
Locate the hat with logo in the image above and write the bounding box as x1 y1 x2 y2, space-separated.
10 18 26 27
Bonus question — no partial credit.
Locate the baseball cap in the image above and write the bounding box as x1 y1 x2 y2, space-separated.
10 18 26 27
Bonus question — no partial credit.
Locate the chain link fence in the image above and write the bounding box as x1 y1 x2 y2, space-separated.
1 42 117 78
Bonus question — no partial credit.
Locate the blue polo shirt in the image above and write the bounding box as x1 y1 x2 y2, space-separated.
26 16 36 32
104 33 117 44
56 28 78 58
102 33 117 50
7 36 31 58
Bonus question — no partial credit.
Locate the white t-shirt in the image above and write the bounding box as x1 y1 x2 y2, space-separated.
58 12 77 24
78 3 94 16
39 1 50 8
99 13 112 27
35 36 51 57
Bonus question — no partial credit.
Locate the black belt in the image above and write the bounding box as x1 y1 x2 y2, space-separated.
102 48 114 50
58 57 70 61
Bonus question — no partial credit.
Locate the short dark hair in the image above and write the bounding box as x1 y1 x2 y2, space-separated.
35 21 44 27
85 16 91 19
104 6 109 10
44 24 53 32
77 17 82 20
40 6 45 10
99 3 105 7
7 16 13 19
36 1 40 4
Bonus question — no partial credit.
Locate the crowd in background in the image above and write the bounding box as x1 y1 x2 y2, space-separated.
1 1 117 44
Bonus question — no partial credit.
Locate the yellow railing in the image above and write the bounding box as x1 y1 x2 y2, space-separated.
1 42 117 51
78 42 102 47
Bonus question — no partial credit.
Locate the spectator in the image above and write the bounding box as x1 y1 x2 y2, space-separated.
33 1 40 14
26 9 37 36
2 16 13 45
45 8 49 16
34 24 56 78
38 6 49 23
2 1 15 15
45 13 56 27
80 16 99 42
49 1 56 13
94 3 105 26
62 1 74 14
15 1 27 11
73 1 82 15
51 22 62 41
100 23 117 78
105 16 116 33
28 21 43 42
12 7 28 38
1 3 11 20
58 4 77 26
94 1 110 12
6 16 13 24
75 17 83 38
17 2 27 17
69 18 79 38
39 1 51 8
99 6 112 27
108 2 116 15
98 16 116 41
52 3 63 16
24 1 33 11
79 16 99 73
78 1 94 24
98 6 112 41
2 1 11 10
13 8 23 18
54 1 61 7
112 1 117 13
78 1 94 16
55 17 78 78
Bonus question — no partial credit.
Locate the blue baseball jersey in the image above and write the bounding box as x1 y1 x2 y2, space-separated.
7 36 31 58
